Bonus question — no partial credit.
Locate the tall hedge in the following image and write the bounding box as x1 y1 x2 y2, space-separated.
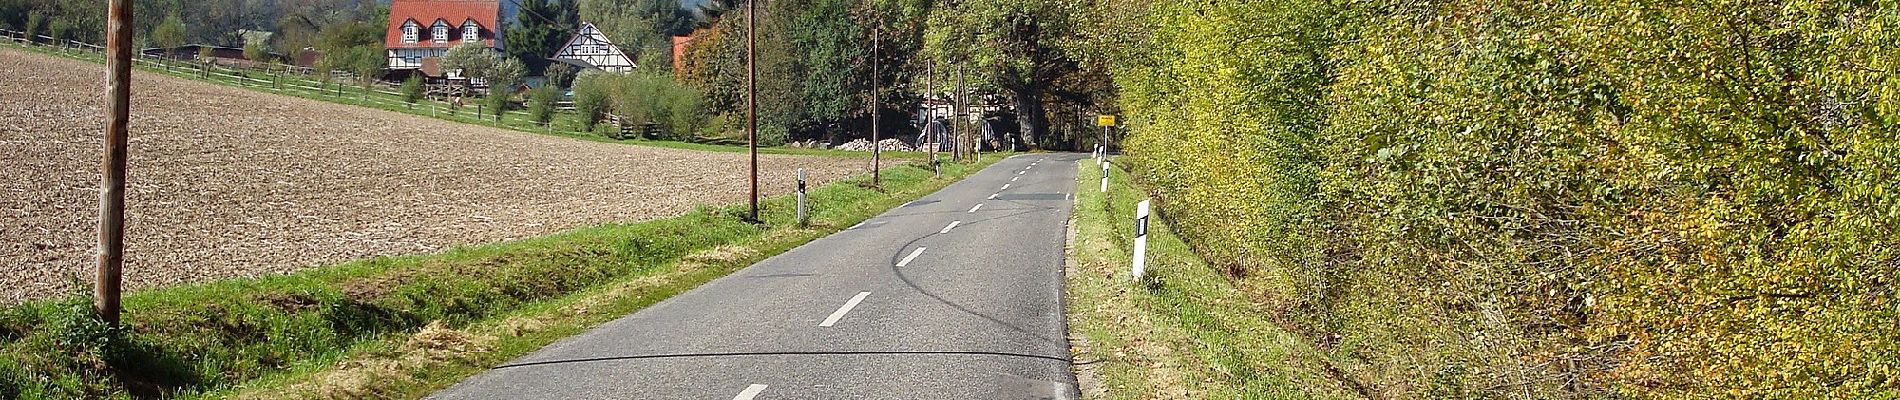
1112 0 1899 397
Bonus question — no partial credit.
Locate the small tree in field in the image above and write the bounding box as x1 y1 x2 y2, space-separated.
150 13 187 53
401 75 424 105
484 88 510 121
528 86 559 125
243 41 271 67
572 72 612 132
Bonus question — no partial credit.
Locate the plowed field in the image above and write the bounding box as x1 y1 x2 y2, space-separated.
0 47 865 304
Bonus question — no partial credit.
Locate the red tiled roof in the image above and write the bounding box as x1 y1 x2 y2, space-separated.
386 0 501 49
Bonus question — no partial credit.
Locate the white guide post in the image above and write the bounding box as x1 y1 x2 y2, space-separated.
1100 159 1111 193
796 168 808 226
1133 199 1151 282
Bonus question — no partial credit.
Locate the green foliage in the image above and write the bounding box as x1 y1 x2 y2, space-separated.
579 71 707 140
442 42 497 81
401 75 424 104
1106 0 1900 398
483 89 510 119
241 40 270 65
528 86 559 125
572 71 613 132
580 0 694 66
544 62 579 89
149 12 187 51
315 20 386 84
504 0 579 72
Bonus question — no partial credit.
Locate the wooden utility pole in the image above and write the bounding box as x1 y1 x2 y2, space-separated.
745 0 759 221
98 0 134 325
871 27 881 187
926 62 935 163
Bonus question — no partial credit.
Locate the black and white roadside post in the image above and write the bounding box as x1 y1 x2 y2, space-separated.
1100 159 1110 193
796 168 809 227
1133 200 1151 282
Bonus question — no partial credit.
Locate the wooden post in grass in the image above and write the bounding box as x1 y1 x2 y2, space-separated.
745 0 759 222
871 27 881 188
96 0 134 326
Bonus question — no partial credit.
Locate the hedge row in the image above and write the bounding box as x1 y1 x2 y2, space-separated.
1111 1 1898 398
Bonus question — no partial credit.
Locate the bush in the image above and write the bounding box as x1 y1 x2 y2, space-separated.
483 91 509 121
527 86 558 125
572 72 612 132
400 75 423 105
1111 0 1899 398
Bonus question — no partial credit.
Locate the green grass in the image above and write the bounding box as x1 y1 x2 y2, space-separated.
1065 159 1365 399
0 159 998 399
0 41 912 160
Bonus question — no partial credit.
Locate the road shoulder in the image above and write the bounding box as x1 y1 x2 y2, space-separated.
1063 159 1364 399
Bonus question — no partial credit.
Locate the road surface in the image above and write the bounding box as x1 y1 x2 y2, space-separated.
431 153 1086 399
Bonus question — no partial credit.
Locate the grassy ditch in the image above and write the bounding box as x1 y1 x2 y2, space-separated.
1064 159 1365 399
0 42 910 160
0 159 997 399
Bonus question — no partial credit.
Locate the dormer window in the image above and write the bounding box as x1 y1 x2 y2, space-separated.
463 22 480 42
432 21 448 44
401 21 418 44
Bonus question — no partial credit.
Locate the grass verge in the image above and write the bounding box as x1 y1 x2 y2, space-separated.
0 41 913 160
1064 159 1365 399
0 159 998 399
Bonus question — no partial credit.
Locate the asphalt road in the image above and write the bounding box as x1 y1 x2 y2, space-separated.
430 153 1087 400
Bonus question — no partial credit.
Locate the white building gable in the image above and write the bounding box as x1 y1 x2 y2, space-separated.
553 23 637 73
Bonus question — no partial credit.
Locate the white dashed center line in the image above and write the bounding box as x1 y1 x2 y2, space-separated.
1011 176 1019 182
1018 170 1026 175
897 247 927 267
968 203 984 213
1001 184 1011 190
988 193 998 200
733 384 769 400
940 221 961 234
820 292 872 327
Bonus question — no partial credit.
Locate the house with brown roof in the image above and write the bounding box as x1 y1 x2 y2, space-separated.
384 0 518 77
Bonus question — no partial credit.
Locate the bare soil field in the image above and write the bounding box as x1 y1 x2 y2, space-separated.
0 48 866 304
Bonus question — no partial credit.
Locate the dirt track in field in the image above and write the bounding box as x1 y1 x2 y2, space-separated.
0 47 867 304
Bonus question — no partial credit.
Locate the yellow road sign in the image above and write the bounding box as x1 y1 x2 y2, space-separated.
1097 115 1117 127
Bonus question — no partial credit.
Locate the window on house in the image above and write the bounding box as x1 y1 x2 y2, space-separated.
432 22 448 44
402 23 418 44
463 22 479 42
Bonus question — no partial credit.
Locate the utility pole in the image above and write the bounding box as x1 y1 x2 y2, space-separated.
926 62 935 167
871 27 881 187
98 0 134 326
745 0 759 222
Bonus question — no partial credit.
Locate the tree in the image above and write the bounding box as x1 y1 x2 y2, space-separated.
151 12 188 52
572 71 613 132
243 40 271 66
401 75 424 104
442 42 498 82
545 62 579 88
528 85 559 125
924 0 1082 149
491 57 527 91
504 0 578 72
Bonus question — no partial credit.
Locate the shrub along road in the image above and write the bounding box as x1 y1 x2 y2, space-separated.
430 154 1088 399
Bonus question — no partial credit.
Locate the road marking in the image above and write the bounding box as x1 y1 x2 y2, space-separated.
897 247 927 267
1011 176 1019 182
1018 170 1026 175
1001 184 1011 190
820 292 872 327
940 221 961 234
733 384 769 400
988 193 998 200
968 203 984 213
